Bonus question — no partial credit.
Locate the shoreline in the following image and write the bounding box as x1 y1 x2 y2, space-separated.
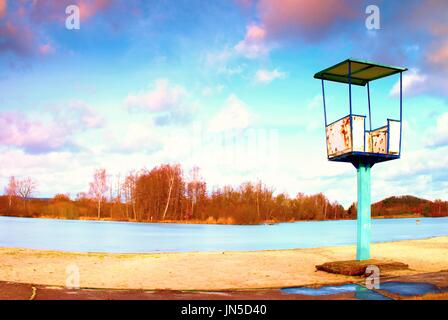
0 213 429 226
1 236 447 291
0 234 445 255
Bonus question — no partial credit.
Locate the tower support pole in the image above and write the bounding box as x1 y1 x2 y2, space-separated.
356 161 372 260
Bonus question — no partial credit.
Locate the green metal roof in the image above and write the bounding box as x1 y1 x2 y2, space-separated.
314 58 408 86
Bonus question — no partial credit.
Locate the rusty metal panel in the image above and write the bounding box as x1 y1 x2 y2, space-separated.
369 127 388 154
388 120 400 154
365 131 372 153
326 115 352 157
352 116 365 152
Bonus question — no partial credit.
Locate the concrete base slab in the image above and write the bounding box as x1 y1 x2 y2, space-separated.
316 259 409 276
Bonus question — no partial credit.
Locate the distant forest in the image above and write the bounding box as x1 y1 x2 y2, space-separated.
1 164 447 224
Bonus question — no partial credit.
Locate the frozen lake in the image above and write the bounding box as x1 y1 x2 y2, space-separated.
0 216 447 253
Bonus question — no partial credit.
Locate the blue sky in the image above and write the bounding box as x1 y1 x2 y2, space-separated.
0 0 447 206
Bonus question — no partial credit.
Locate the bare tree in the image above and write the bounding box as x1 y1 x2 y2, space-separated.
16 177 37 213
88 169 108 219
123 171 137 220
123 176 130 220
186 166 206 220
255 180 262 220
115 174 122 203
4 176 18 208
188 167 199 218
162 167 176 220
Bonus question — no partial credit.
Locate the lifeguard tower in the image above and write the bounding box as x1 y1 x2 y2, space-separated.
314 58 407 261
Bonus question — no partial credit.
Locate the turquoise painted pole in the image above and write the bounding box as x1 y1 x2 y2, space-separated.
356 162 372 260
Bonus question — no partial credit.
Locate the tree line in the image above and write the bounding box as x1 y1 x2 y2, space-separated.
1 164 446 224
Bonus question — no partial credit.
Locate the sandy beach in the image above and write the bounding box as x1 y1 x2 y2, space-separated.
0 236 447 291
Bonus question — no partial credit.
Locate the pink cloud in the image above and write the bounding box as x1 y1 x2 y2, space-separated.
0 0 6 18
233 0 359 61
246 24 266 42
0 102 104 154
429 23 448 36
234 24 270 58
0 20 35 56
28 1 68 24
257 0 357 41
124 79 188 112
0 112 73 154
124 79 196 126
39 43 54 55
427 41 448 70
78 0 111 21
0 0 115 57
410 0 448 36
234 0 254 8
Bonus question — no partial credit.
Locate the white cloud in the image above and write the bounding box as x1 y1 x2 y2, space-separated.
372 145 448 201
208 94 253 132
390 69 427 97
55 100 105 130
254 68 286 84
426 112 448 147
204 48 232 66
123 79 196 125
124 79 188 112
202 84 224 96
106 123 163 154
306 95 322 110
234 24 270 59
203 24 271 76
203 49 245 75
0 149 97 198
